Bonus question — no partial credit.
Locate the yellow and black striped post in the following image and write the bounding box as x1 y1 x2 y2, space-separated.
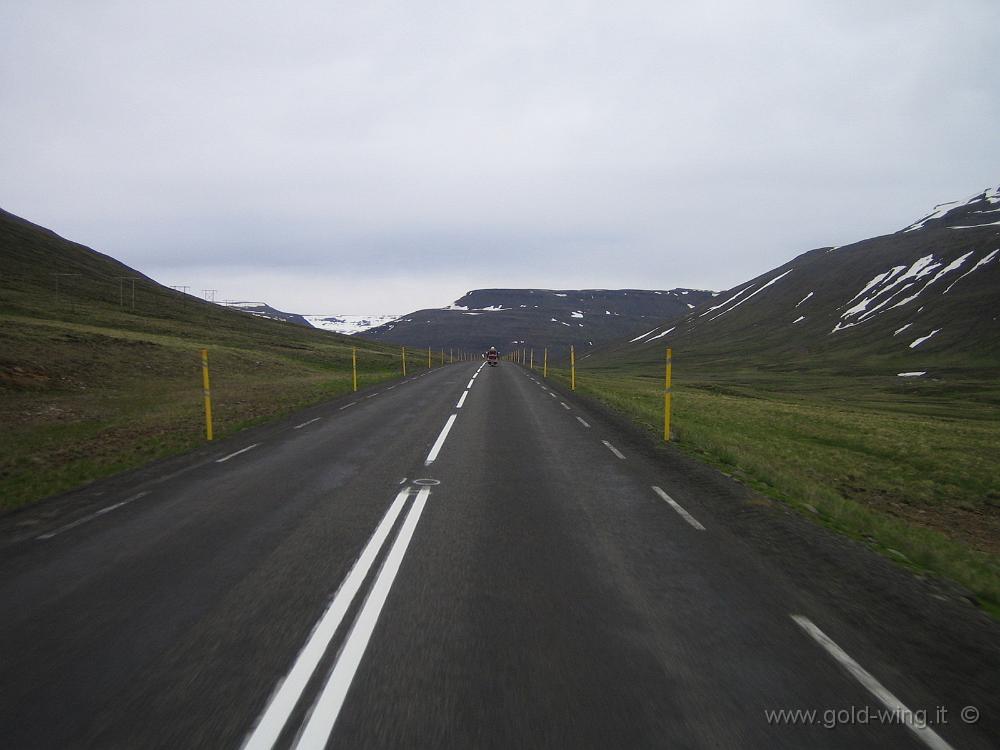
201 348 213 441
664 347 673 442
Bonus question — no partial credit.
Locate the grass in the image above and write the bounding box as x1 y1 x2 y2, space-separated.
0 313 429 510
548 362 1000 616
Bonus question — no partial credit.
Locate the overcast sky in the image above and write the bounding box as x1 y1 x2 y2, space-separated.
2 1 998 314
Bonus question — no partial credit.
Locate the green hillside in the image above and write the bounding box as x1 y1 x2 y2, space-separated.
0 209 421 510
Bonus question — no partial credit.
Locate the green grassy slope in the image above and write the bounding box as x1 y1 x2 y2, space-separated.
0 209 425 510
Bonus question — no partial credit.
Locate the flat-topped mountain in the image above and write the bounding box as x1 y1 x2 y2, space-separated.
362 288 715 353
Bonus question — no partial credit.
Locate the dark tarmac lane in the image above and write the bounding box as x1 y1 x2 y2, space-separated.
0 361 994 749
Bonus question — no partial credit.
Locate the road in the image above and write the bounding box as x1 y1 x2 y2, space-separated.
0 361 995 749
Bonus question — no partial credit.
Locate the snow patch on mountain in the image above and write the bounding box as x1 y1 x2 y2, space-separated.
708 269 793 322
909 329 941 348
304 314 399 335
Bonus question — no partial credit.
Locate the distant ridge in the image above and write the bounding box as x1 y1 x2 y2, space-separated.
362 288 715 353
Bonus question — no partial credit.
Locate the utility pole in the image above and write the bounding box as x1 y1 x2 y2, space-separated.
115 276 139 311
203 289 217 303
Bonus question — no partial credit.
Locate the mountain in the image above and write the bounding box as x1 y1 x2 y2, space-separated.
591 185 1000 376
362 288 715 353
212 305 398 335
221 301 312 327
0 207 372 350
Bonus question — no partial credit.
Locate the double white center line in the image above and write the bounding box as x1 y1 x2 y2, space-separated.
243 485 431 750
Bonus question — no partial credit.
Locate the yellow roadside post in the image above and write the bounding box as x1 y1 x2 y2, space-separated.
352 347 358 392
201 349 213 441
664 347 673 442
441 348 444 366
543 348 548 378
530 349 534 370
427 346 431 368
450 348 453 364
523 347 526 365
402 346 407 376
570 345 576 391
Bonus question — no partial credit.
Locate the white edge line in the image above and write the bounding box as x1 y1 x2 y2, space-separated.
425 414 458 465
651 486 705 531
549 392 557 398
294 487 430 749
339 402 357 411
293 417 321 430
791 615 955 750
36 491 150 540
602 440 626 460
241 489 411 750
560 402 571 410
576 417 591 428
456 391 469 409
216 443 261 463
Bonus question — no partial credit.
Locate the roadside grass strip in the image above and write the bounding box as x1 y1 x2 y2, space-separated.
791 615 955 750
651 486 706 531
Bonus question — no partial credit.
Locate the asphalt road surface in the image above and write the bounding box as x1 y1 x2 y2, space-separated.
0 361 995 749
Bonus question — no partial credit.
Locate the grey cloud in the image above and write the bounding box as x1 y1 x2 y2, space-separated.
2 1 998 313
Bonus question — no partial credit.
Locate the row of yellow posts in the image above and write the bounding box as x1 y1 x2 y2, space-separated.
200 344 469 442
201 343 673 444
